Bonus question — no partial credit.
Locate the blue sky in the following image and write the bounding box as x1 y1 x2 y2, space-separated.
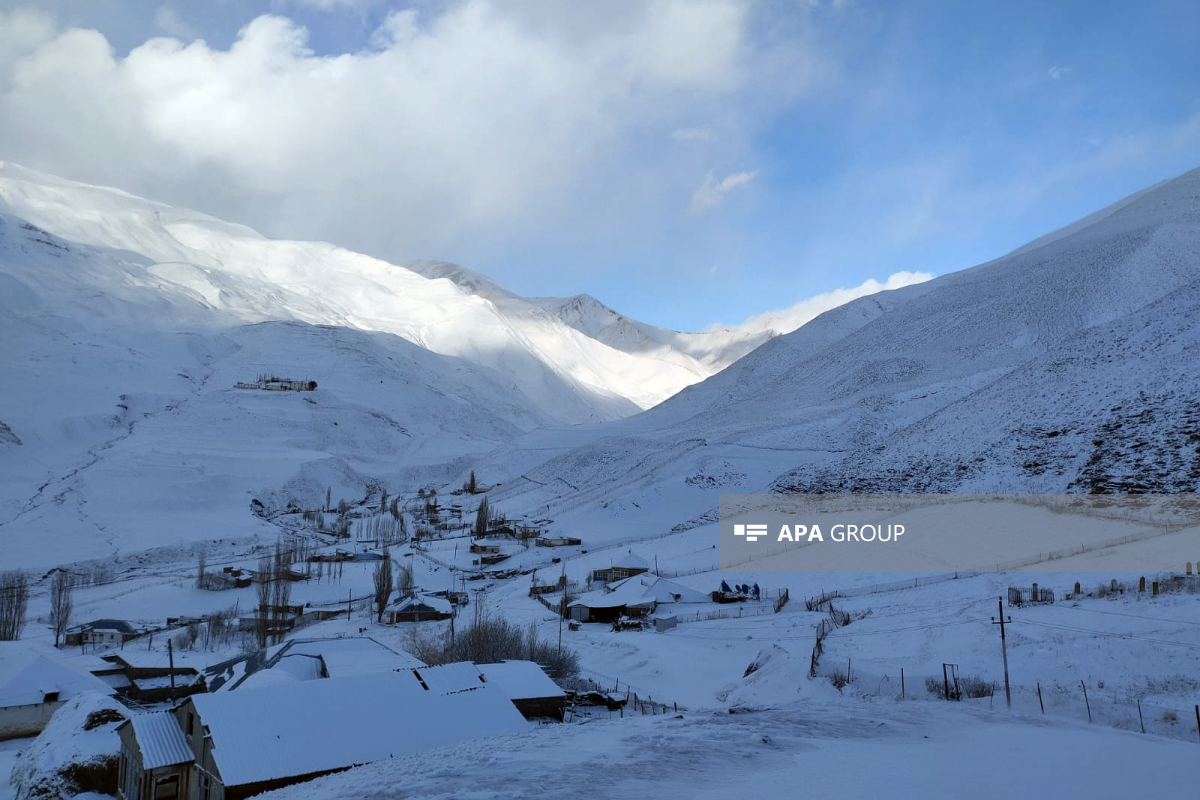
0 0 1197 330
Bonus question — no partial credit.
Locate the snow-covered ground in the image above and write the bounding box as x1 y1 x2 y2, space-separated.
256 698 1199 800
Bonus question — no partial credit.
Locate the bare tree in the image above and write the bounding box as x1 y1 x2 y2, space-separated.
269 541 292 644
0 570 30 641
474 496 490 538
196 552 207 589
395 561 414 598
255 555 272 647
373 547 394 622
49 570 74 648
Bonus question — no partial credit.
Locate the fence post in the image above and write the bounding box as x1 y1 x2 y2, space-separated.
1081 681 1092 723
1195 705 1199 742
901 668 905 699
1037 682 1044 714
1137 699 1145 734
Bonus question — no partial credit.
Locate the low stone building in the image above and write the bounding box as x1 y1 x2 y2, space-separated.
0 642 115 740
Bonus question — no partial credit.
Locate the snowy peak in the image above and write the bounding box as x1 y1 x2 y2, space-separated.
0 162 736 423
532 292 773 372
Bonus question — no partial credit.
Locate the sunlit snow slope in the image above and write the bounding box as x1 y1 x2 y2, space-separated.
0 161 738 422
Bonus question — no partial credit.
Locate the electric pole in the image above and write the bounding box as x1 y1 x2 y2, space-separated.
167 639 176 691
991 596 1012 709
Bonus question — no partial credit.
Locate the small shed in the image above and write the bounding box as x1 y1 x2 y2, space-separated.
536 536 582 548
0 642 115 740
479 661 566 720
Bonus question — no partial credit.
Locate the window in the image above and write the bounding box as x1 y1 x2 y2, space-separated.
187 712 195 738
153 775 180 799
42 691 59 703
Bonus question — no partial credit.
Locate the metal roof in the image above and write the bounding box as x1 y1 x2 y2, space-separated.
412 662 485 695
188 671 526 787
478 661 565 701
130 711 193 769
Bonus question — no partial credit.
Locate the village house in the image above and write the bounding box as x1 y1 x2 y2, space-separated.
117 670 527 800
588 551 651 585
387 592 454 623
536 535 582 548
569 574 708 624
0 641 115 740
64 618 148 649
204 637 422 692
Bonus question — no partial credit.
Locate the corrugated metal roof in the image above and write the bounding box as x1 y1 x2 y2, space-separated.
131 711 193 769
189 671 526 787
413 662 485 695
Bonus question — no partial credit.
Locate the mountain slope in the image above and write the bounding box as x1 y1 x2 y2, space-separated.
405 263 770 383
0 161 730 422
0 213 569 566
481 166 1200 537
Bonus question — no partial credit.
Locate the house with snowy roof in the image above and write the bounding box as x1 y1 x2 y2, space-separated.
478 660 567 720
116 669 528 800
589 551 651 584
568 574 708 624
204 636 423 692
0 641 115 740
64 618 148 649
387 592 454 623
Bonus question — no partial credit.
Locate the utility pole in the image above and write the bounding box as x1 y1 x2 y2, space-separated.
167 639 176 691
991 596 1012 709
558 593 565 655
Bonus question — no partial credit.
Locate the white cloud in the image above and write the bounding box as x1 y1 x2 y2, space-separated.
734 271 933 335
287 0 382 12
1047 66 1072 81
0 2 820 262
688 170 758 215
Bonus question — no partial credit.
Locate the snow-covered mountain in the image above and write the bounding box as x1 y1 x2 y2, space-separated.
482 166 1200 532
0 161 743 425
406 262 770 382
0 161 776 567
531 293 773 372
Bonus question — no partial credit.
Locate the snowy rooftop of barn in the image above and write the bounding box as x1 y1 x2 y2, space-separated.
0 641 115 708
188 671 527 787
478 661 565 701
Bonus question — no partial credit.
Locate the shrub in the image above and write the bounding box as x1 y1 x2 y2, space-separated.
959 675 997 698
405 612 579 681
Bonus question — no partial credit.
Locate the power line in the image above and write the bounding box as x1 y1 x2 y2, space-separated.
1056 603 1200 626
1018 618 1200 650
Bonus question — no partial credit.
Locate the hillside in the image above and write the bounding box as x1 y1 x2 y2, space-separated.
0 161 737 423
481 166 1200 537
